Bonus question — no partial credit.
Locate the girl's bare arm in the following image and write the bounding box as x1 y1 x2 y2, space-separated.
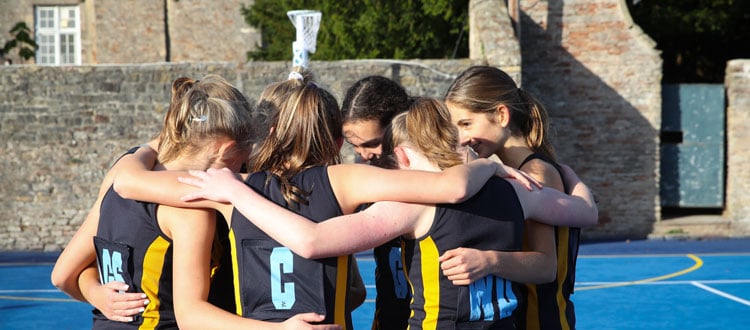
180 168 422 259
112 146 234 213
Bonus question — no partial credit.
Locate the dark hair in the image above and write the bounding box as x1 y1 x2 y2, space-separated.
341 75 411 128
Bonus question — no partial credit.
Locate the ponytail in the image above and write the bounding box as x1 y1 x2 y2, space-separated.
158 75 255 164
445 65 557 161
517 89 556 160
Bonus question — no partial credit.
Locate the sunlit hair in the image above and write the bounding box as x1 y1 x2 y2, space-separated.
158 74 255 164
379 97 463 170
251 67 342 208
255 66 317 132
444 65 556 160
341 75 411 128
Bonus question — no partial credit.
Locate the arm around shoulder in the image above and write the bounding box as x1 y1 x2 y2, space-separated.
559 163 598 227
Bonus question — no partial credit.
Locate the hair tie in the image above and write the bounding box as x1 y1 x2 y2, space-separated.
516 87 525 100
288 71 304 81
191 115 208 123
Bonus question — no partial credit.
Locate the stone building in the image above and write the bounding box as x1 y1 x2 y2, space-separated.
0 0 260 65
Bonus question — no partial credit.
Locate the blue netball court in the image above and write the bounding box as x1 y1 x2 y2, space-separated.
2 238 749 329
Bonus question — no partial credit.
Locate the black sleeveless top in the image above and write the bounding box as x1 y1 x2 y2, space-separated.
516 153 580 330
372 237 411 330
405 177 526 330
93 148 176 329
93 147 235 329
227 166 354 329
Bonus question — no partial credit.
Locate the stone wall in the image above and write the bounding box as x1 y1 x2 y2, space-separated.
167 0 260 63
519 0 663 239
725 60 750 232
88 0 166 63
469 0 521 74
0 59 486 251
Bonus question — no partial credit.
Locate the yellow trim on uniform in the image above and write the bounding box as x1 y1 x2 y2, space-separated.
525 227 572 330
228 229 243 316
139 236 170 329
335 255 350 330
402 240 416 323
419 237 440 330
556 228 571 330
526 280 540 329
524 232 540 330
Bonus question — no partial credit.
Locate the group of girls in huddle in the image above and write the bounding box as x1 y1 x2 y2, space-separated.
52 65 597 330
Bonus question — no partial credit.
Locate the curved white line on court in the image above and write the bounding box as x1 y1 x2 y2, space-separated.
576 254 703 291
0 295 76 302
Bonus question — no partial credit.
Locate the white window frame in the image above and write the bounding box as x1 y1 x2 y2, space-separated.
35 5 82 65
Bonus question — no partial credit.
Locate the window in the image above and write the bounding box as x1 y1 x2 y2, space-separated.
35 6 81 65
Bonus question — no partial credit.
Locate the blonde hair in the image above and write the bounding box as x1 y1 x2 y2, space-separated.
158 74 255 164
380 97 463 170
251 68 342 207
445 65 556 160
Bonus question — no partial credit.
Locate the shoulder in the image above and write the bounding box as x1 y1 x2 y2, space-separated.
519 158 564 191
327 163 372 175
100 148 141 193
327 163 378 185
158 206 216 230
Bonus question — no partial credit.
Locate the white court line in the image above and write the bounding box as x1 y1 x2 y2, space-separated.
691 281 750 307
0 289 61 293
579 252 750 258
0 262 56 266
577 279 750 286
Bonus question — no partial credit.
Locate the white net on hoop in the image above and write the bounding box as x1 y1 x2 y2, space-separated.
287 10 322 54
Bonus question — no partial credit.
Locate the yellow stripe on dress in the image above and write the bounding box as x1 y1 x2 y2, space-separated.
335 255 350 330
524 233 541 330
139 236 170 329
228 229 243 316
526 277 540 329
401 240 416 322
555 227 571 330
419 237 440 330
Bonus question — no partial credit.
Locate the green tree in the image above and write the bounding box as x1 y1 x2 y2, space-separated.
242 0 468 61
628 0 750 83
3 22 38 62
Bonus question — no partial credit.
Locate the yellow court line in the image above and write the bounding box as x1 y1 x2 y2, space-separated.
0 295 77 302
577 254 703 291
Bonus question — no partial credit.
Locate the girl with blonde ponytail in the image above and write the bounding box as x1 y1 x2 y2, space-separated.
52 75 342 329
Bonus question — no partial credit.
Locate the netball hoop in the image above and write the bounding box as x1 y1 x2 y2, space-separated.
287 10 322 68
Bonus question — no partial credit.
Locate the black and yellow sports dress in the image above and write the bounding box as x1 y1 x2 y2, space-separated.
515 153 579 330
372 238 411 330
228 166 355 329
404 176 526 330
93 185 176 328
92 147 234 329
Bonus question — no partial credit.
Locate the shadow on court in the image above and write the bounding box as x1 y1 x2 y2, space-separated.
2 238 749 329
